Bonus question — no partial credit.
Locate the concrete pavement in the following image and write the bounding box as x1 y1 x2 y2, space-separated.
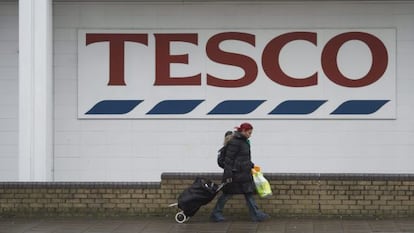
1 216 414 233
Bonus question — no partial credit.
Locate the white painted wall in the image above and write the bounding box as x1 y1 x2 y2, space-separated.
0 2 18 181
1 1 413 182
53 1 414 182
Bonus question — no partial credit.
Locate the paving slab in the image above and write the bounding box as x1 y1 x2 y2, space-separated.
1 217 414 233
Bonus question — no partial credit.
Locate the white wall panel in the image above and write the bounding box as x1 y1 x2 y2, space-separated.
0 2 18 181
51 2 414 181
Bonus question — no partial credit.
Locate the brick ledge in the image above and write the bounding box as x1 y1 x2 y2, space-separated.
161 172 414 181
2 172 414 188
0 182 160 188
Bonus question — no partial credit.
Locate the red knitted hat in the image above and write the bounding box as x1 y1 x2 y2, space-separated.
236 122 253 132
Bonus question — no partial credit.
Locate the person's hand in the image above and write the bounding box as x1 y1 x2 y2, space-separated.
225 178 232 183
254 165 261 172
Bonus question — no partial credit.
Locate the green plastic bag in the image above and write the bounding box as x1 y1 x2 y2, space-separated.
252 170 272 198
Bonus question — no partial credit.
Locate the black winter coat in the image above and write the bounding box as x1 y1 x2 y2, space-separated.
222 131 255 194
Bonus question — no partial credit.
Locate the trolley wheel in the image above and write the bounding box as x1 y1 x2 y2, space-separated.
175 211 187 223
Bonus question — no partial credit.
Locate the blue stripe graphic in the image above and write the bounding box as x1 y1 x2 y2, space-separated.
85 99 389 116
147 100 204 114
331 100 389 115
86 100 142 114
269 100 327 115
208 100 265 115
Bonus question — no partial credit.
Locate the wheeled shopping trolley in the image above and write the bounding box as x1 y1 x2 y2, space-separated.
169 177 226 223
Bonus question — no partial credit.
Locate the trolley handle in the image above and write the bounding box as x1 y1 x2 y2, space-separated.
216 181 229 192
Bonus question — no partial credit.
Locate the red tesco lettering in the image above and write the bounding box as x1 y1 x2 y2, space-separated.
85 31 388 88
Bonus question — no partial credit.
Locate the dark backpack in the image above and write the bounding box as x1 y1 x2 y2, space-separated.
217 145 227 169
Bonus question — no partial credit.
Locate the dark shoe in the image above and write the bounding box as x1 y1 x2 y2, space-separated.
253 213 270 222
210 213 225 222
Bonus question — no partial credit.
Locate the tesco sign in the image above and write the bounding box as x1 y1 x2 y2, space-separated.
77 29 395 119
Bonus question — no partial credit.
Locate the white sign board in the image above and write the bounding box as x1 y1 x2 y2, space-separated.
78 29 396 119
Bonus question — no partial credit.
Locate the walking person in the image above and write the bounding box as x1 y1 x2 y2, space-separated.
211 122 269 222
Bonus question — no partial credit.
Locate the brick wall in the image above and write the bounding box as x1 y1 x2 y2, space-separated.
1 173 414 218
